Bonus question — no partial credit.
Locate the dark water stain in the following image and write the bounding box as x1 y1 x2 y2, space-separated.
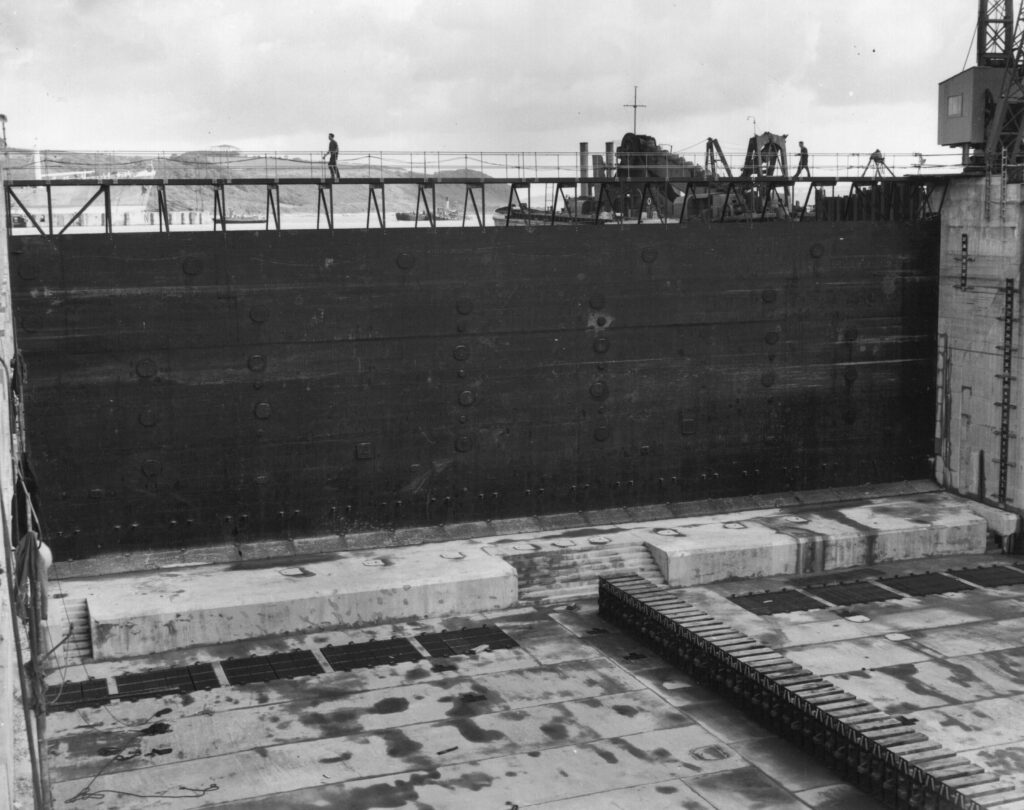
380 728 425 759
545 526 628 539
611 704 639 718
938 714 976 732
655 785 679 794
228 552 340 570
326 769 440 810
180 693 195 706
371 697 409 714
256 690 270 705
578 696 602 708
404 666 430 681
318 752 353 764
439 688 489 718
527 750 541 758
811 508 880 561
878 663 951 706
298 707 364 737
147 747 172 757
138 722 171 737
539 721 568 741
253 746 269 758
505 770 517 777
976 745 1024 773
594 747 618 764
451 717 505 743
930 656 985 691
442 771 494 792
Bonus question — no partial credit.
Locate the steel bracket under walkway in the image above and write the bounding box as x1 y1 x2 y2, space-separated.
599 572 1021 810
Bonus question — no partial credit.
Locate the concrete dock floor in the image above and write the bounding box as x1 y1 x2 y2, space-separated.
37 484 1024 808
43 597 889 809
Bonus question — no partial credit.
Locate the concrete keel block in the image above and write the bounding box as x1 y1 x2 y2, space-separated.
85 545 517 660
644 492 988 588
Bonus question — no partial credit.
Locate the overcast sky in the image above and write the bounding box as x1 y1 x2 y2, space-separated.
0 0 977 163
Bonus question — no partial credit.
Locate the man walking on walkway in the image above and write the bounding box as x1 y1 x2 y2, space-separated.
794 141 809 178
324 133 340 182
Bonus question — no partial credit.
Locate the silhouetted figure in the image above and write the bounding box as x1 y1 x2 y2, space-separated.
323 133 340 182
794 141 809 178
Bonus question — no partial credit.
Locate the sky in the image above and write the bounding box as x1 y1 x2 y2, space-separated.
0 0 980 164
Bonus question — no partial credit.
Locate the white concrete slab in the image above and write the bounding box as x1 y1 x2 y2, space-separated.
643 492 987 587
85 544 516 659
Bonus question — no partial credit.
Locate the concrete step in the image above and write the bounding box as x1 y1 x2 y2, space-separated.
510 540 667 604
45 596 91 664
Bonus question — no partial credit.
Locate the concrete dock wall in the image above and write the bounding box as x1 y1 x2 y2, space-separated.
935 176 1024 521
0 168 31 807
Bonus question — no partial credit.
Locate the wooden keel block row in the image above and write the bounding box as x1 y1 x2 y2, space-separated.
597 574 1005 810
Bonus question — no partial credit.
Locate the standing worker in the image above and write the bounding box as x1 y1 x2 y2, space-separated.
324 132 340 182
794 141 809 178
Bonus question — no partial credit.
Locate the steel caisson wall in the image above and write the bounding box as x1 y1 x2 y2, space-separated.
8 221 939 559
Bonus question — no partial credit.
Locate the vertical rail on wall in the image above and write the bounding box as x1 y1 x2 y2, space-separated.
985 168 993 220
998 277 1017 505
1002 146 1009 222
960 234 971 290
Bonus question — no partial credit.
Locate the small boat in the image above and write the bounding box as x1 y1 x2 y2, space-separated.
396 198 461 222
492 198 614 226
214 210 266 224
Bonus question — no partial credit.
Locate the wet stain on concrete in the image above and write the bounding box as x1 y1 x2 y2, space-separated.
404 666 430 681
318 752 353 764
938 713 977 732
180 693 195 706
298 707 364 737
443 771 494 791
539 721 569 741
229 552 340 570
138 721 171 737
379 728 424 759
253 746 269 758
371 697 409 714
655 785 678 794
322 769 441 810
611 704 639 718
545 526 628 539
450 717 505 743
876 663 959 707
527 750 541 757
594 747 618 764
976 745 1024 773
